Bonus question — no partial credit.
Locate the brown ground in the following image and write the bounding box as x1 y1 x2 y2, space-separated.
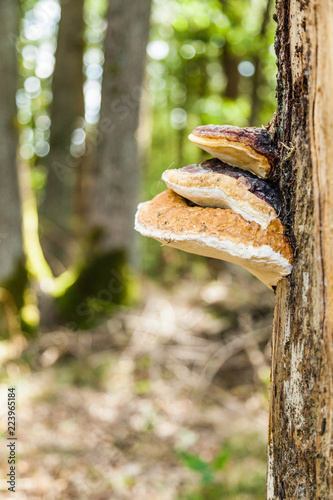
0 267 273 499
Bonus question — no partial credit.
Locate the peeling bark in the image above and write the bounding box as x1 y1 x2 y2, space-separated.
267 0 333 497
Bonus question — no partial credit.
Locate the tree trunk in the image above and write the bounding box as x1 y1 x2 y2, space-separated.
221 44 240 100
0 0 27 308
87 0 152 264
249 0 272 126
267 1 333 497
54 0 152 327
40 0 84 274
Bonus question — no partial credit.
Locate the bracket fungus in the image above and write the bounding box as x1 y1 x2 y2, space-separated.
188 125 276 179
135 190 292 290
134 123 293 290
162 159 281 229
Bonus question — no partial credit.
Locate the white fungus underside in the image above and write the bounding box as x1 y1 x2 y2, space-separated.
135 209 292 290
162 178 274 229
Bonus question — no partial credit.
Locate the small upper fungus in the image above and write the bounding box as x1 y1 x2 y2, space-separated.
188 125 276 179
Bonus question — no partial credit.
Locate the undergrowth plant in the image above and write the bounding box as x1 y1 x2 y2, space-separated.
176 435 266 500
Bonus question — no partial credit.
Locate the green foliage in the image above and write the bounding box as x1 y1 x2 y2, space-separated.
141 0 277 276
16 0 278 314
0 259 37 336
55 250 129 329
213 447 232 470
84 0 108 18
56 358 110 390
3 259 28 312
135 379 151 395
178 450 220 485
147 0 276 133
177 445 232 499
176 434 266 499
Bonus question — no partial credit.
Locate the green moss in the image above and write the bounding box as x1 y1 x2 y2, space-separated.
3 259 28 311
0 259 37 337
20 312 39 337
55 249 130 329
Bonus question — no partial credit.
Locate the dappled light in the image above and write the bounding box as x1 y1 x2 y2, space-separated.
0 0 278 497
0 274 272 498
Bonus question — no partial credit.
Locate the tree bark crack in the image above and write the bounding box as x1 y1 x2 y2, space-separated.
311 4 326 339
268 0 333 497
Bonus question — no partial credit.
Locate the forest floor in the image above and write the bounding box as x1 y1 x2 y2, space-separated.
0 267 274 500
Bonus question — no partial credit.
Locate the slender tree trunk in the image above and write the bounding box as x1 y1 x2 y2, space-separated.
54 0 152 327
87 0 152 263
40 0 84 274
218 0 241 101
0 0 27 308
267 1 333 497
221 43 240 100
249 0 272 126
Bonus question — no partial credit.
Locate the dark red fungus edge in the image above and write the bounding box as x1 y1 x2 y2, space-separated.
192 125 277 166
178 158 282 216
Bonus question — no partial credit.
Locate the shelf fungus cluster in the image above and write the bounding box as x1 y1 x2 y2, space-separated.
135 125 293 290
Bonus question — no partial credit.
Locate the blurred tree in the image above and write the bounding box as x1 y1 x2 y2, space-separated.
39 0 85 275
0 0 27 309
218 0 241 100
86 0 152 264
248 0 273 125
55 0 152 327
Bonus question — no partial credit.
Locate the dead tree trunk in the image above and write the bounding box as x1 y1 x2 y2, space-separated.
267 1 333 497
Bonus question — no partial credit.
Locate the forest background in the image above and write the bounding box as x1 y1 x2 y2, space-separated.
0 0 277 498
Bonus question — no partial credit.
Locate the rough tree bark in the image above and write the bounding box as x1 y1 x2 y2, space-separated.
87 0 152 264
40 0 84 274
0 0 27 308
267 1 333 497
